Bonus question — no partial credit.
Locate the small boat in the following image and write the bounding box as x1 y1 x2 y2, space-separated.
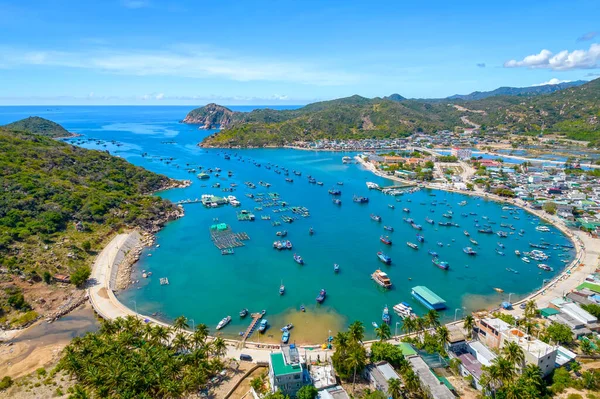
437 241 444 247
372 322 379 328
411 223 423 230
515 250 521 256
382 305 391 324
432 258 449 270
464 230 470 236
377 251 392 264
371 214 382 222
497 231 508 238
353 195 369 203
334 263 340 273
316 289 327 303
285 178 293 183
332 198 342 205
536 226 550 232
384 225 394 232
380 235 392 245
293 254 304 265
328 188 341 195
470 239 478 245
393 302 414 318
281 323 294 332
494 288 504 293
216 316 232 330
538 263 553 271
428 250 438 257
276 230 287 237
221 248 234 255
281 330 290 343
522 257 530 263
496 249 505 256
463 247 477 255
416 234 424 243
309 227 314 235
258 319 268 333
497 242 505 249
403 208 410 213
285 240 292 249
279 283 285 295
407 242 418 249
478 228 493 234
371 270 392 289
337 181 344 185
425 217 434 224
300 305 305 312
388 204 395 209
239 308 248 317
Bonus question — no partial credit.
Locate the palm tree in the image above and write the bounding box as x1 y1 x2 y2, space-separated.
172 332 189 352
463 315 474 338
493 356 516 385
425 310 440 328
503 383 522 399
173 316 189 332
375 323 391 341
348 321 365 343
414 317 426 340
521 364 544 393
333 331 349 352
480 364 501 394
524 300 537 320
347 348 366 392
150 325 170 345
502 341 525 369
402 369 421 397
401 317 416 336
436 326 449 349
387 377 403 399
211 337 227 357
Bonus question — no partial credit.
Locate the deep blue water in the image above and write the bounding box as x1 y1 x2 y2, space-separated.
0 106 576 341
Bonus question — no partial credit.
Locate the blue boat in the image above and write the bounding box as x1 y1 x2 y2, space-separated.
437 241 444 247
382 305 391 324
428 250 438 257
463 247 477 255
411 223 422 230
258 319 268 333
293 254 304 264
371 214 382 222
328 188 341 195
432 258 449 270
334 263 340 273
425 217 434 224
316 289 327 303
384 225 394 232
353 195 369 203
377 251 392 264
380 235 392 245
332 199 342 205
281 330 290 343
416 234 424 243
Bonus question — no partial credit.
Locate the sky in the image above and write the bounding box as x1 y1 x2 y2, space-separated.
0 0 599 105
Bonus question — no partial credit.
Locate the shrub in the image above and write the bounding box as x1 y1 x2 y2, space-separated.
0 376 13 390
70 265 91 287
43 271 52 284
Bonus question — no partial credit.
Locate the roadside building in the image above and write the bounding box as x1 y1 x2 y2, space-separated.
268 344 310 396
500 328 558 376
475 318 511 349
363 361 401 394
407 356 455 399
451 147 472 160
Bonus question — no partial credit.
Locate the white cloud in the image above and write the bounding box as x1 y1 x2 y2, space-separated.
155 93 164 100
504 44 600 70
0 45 360 86
531 78 572 86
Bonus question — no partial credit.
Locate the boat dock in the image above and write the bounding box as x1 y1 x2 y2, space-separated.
411 286 447 310
241 312 263 341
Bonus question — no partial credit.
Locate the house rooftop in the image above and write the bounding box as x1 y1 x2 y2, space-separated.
458 353 483 379
270 352 301 377
310 364 337 390
502 329 557 359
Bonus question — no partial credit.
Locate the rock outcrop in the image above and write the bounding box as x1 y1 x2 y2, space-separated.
182 103 236 129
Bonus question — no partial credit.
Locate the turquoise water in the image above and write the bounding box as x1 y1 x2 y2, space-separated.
0 107 576 340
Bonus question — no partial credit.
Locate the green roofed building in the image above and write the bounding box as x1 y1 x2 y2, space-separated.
577 282 600 294
539 308 560 318
411 286 447 310
396 342 418 357
268 344 310 396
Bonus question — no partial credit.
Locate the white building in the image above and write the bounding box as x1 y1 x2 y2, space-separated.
500 328 558 376
450 147 472 160
268 344 310 396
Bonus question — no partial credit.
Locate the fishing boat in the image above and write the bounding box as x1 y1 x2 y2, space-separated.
432 258 449 270
494 288 504 293
337 181 344 185
384 225 394 232
371 214 382 222
353 195 369 203
377 252 392 264
496 249 505 256
470 239 478 245
403 208 410 213
276 230 287 237
425 217 434 224
442 213 452 219
309 227 314 235
221 248 234 255
497 231 508 238
316 289 327 303
407 242 418 249
459 201 467 206
437 241 444 247
258 319 268 333
281 323 294 332
497 242 505 249
380 236 392 245
308 178 316 184
216 316 232 330
538 264 553 272
404 217 414 224
332 198 342 205
293 254 304 265
416 234 424 243
388 204 395 209
285 178 293 183
281 330 290 343
428 250 438 257
198 173 210 180
478 228 493 234
300 305 305 312
371 270 392 289
438 221 452 226
463 247 477 255
521 256 530 263
515 250 521 256
334 263 340 273
239 308 248 318
328 188 341 195
464 230 470 236
366 182 379 189
279 283 285 295
536 226 550 232
382 305 391 324
412 223 423 230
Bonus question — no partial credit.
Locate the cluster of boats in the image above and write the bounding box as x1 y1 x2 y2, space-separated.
273 240 293 250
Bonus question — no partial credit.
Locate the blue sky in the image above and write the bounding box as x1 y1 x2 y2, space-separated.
0 0 599 105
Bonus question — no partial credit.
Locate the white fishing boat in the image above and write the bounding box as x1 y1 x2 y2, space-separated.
216 316 231 330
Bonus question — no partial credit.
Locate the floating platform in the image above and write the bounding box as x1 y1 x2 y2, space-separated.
411 286 446 310
209 224 250 250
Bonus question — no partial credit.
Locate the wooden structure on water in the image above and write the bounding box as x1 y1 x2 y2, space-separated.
209 224 250 250
241 313 263 341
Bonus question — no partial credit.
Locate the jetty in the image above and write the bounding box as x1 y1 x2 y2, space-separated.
411 286 447 310
241 312 264 341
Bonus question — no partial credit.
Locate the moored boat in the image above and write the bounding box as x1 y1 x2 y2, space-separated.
216 316 232 330
332 198 342 205
258 319 268 333
371 214 382 222
377 251 392 264
416 234 424 243
334 263 340 273
353 195 369 203
407 242 418 249
316 289 327 303
432 258 449 270
382 305 391 324
281 330 290 343
239 308 248 318
428 250 438 257
293 254 304 264
380 235 392 245
384 225 394 232
463 247 477 255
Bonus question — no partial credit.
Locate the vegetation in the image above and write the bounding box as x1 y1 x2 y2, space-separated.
0 125 180 287
296 385 318 399
0 376 13 391
197 78 600 147
543 201 558 215
544 322 575 345
3 116 71 138
58 315 225 398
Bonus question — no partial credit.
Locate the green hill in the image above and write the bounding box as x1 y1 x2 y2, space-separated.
3 116 73 138
194 78 600 148
0 125 182 288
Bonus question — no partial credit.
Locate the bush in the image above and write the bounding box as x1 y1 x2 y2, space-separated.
0 376 13 390
7 290 31 311
567 394 583 399
81 241 91 252
43 271 52 284
70 265 91 287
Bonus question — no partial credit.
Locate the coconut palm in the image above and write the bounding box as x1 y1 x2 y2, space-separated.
524 300 537 320
333 331 349 352
172 332 190 352
480 364 501 393
425 309 440 328
387 377 403 399
348 321 365 343
463 314 474 338
521 364 544 393
150 325 170 345
493 356 516 385
502 341 525 369
436 326 449 349
211 337 227 357
401 317 416 335
402 369 421 397
347 347 366 392
173 316 189 332
375 323 392 341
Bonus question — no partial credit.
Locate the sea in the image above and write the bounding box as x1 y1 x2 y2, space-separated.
0 106 577 342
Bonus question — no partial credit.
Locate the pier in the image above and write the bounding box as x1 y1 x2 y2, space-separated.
241 313 263 341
